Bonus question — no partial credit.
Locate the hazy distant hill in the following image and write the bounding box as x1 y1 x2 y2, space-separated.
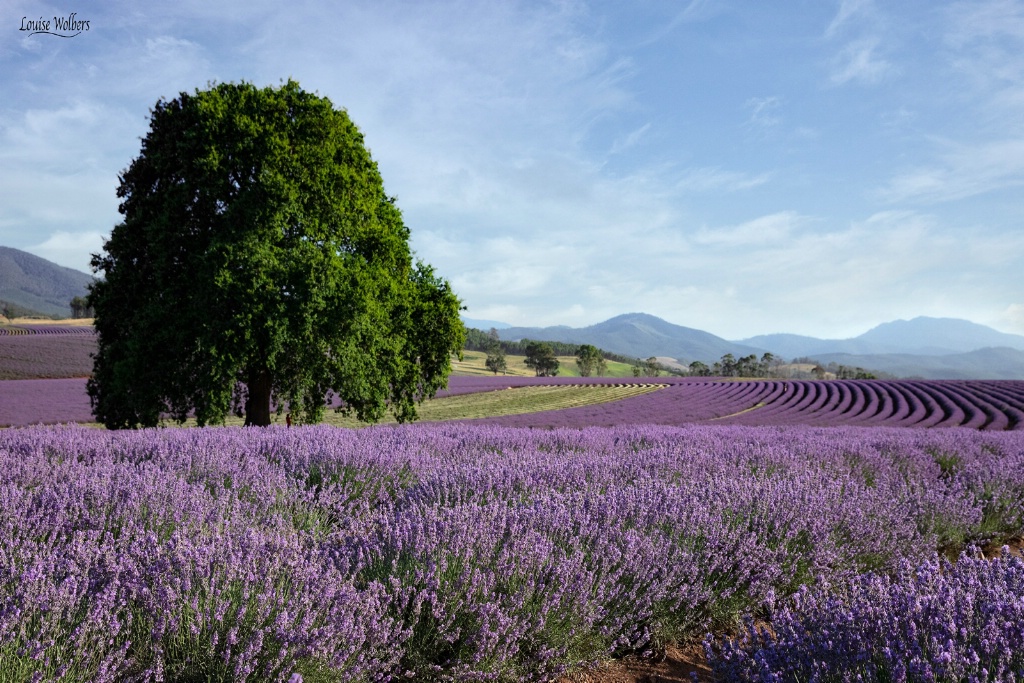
739 317 1024 358
810 347 1024 380
498 312 764 362
856 317 1024 354
0 247 95 318
462 317 512 330
488 313 1024 379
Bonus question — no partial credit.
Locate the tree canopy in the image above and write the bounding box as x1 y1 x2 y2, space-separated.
575 344 606 377
88 80 464 428
524 341 559 377
484 328 507 375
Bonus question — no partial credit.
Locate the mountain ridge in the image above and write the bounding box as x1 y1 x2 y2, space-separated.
0 246 95 318
481 313 1024 379
7 247 1024 379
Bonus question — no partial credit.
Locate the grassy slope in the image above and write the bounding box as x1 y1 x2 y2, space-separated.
454 350 637 378
73 383 665 429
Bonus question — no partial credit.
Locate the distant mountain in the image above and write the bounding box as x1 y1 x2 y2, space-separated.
498 312 765 362
735 316 1024 379
856 317 1024 354
462 317 512 330
739 317 1024 358
0 247 95 318
737 333 888 358
810 347 1024 380
493 312 1024 379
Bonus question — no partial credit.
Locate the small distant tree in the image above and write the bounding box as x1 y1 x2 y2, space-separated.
69 295 93 318
524 341 559 377
575 344 606 377
632 356 661 377
688 360 711 376
484 329 507 375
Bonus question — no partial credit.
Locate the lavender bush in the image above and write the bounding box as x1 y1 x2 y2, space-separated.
707 551 1024 682
0 424 1021 681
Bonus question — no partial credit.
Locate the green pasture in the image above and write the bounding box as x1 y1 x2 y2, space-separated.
75 382 665 429
453 350 637 378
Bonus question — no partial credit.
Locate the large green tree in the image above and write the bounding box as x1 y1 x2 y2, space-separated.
88 80 465 428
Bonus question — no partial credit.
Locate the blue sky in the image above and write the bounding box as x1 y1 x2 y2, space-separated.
2 0 1023 339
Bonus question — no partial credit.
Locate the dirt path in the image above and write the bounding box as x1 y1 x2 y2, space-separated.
562 645 712 683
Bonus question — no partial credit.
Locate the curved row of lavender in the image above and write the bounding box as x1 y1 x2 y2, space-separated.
0 325 96 335
1 423 1021 681
4 376 1024 429
465 379 1024 431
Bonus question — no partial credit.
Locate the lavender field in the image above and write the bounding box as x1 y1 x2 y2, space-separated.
5 374 1024 430
0 423 1022 681
0 328 95 380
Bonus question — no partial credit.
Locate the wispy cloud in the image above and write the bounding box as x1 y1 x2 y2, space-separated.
829 37 893 85
675 167 772 194
609 123 651 154
878 138 1024 203
694 211 802 247
825 0 878 38
745 96 782 127
823 0 894 86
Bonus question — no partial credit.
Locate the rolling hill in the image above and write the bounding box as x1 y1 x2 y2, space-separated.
0 246 95 318
6 246 1024 379
740 317 1024 357
497 312 764 363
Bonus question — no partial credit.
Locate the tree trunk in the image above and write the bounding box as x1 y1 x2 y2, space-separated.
244 365 273 426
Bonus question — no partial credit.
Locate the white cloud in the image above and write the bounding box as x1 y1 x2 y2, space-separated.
829 37 892 85
26 231 106 274
999 303 1024 334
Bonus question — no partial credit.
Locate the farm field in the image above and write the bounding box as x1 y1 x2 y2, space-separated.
4 375 1024 430
0 423 1021 682
0 324 95 379
3 331 1024 681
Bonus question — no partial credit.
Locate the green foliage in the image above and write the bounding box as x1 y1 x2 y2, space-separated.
87 80 464 428
524 341 559 377
632 357 662 377
69 296 93 318
0 300 53 321
484 328 507 375
574 344 606 377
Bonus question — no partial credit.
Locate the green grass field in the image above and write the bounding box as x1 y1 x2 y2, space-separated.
99 382 665 429
452 350 637 378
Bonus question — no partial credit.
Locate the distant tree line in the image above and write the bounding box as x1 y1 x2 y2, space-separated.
463 329 883 380
688 353 881 379
1 301 52 321
687 353 781 377
464 328 682 377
